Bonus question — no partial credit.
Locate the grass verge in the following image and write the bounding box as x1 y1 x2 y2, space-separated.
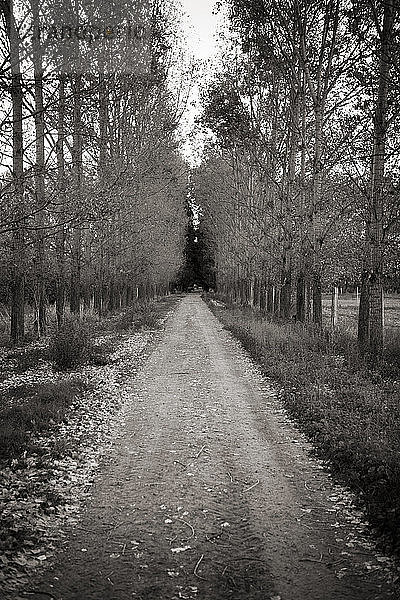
0 380 87 460
206 297 400 555
0 294 182 459
113 296 180 332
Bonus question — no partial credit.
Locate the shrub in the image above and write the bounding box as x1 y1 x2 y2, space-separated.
133 302 159 330
48 317 93 370
114 302 160 332
114 306 136 331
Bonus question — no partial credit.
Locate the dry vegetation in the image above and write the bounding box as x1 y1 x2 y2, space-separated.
207 294 400 555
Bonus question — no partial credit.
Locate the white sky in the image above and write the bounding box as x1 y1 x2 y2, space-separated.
180 0 221 61
178 0 223 164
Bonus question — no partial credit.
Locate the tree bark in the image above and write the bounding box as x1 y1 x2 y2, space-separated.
31 0 46 336
366 2 393 356
70 72 83 315
70 226 82 315
331 286 339 329
296 74 309 323
311 103 323 328
280 43 300 320
2 0 25 342
56 74 66 328
296 272 306 322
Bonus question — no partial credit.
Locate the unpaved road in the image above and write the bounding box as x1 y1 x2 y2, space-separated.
35 295 397 599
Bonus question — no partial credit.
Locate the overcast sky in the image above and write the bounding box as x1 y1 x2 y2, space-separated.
178 0 223 164
180 0 220 61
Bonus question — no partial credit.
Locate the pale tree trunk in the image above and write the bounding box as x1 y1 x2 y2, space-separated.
311 102 323 328
269 73 279 298
331 286 339 329
56 74 66 328
83 229 93 312
99 75 108 174
97 75 109 314
358 267 370 352
70 226 82 315
31 0 46 336
280 77 299 319
297 1 340 328
1 0 25 342
358 2 393 356
70 72 83 315
296 73 308 323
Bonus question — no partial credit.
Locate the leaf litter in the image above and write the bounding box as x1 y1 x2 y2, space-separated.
0 329 156 598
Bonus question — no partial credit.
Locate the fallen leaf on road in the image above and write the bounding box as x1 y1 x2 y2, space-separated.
336 568 347 579
171 545 191 554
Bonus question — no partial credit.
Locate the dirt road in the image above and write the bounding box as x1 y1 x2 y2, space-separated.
35 295 396 599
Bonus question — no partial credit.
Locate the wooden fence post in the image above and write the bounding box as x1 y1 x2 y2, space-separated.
331 286 339 329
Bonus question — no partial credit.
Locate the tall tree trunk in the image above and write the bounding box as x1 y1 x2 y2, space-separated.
70 226 82 315
95 74 109 317
31 0 46 336
361 3 394 356
296 74 308 322
99 74 108 180
56 74 66 328
280 77 298 319
70 72 83 315
311 103 323 328
2 0 25 342
297 2 340 328
296 273 306 322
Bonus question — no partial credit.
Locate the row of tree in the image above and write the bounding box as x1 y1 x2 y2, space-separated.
0 0 189 341
194 0 400 355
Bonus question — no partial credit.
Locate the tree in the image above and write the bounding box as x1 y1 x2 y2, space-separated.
0 0 190 339
357 0 398 355
196 0 399 356
0 0 25 342
31 0 47 335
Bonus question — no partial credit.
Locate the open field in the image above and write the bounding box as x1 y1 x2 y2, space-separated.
322 293 400 332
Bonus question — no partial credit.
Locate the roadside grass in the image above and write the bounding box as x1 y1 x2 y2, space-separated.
114 301 160 331
48 296 181 367
206 298 400 554
113 295 181 332
0 380 87 460
0 294 182 459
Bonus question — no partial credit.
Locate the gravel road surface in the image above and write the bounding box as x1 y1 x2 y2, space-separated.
34 295 397 599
